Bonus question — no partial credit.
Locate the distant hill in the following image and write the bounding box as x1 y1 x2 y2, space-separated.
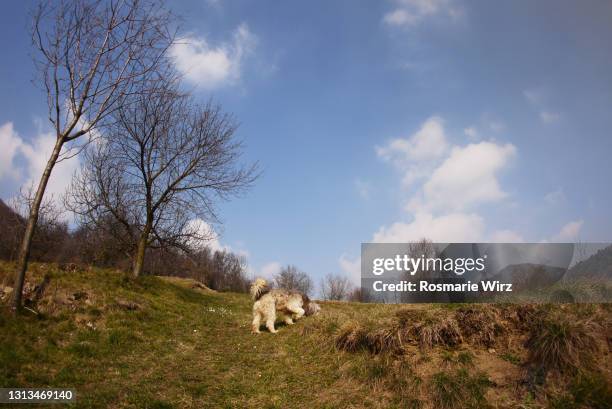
566 245 612 280
0 198 23 259
0 198 22 223
490 263 566 291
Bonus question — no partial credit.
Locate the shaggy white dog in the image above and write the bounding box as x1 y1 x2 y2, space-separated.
250 278 320 334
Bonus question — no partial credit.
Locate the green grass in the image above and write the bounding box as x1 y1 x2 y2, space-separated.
429 368 492 409
2 263 393 408
549 372 612 409
500 352 521 365
0 262 610 408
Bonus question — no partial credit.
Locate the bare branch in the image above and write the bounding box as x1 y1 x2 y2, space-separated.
67 76 258 277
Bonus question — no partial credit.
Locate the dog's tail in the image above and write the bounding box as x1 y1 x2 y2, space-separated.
250 278 269 301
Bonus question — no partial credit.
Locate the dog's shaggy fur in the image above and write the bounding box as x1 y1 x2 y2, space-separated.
250 278 320 333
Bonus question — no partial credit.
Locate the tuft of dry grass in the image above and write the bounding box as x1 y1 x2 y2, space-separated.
335 321 369 352
365 327 401 354
335 322 402 354
395 308 427 327
526 313 599 374
501 304 546 331
408 316 463 349
396 308 463 349
455 306 505 347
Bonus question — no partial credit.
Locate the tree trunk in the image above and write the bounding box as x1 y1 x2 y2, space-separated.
11 137 64 312
131 225 151 278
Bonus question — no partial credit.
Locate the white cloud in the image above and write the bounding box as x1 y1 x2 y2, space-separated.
0 121 80 208
540 111 561 124
377 116 448 165
407 141 516 212
20 131 81 202
185 218 225 252
551 220 583 242
523 88 561 125
171 23 256 89
354 179 372 199
384 9 419 26
544 188 565 205
463 126 478 139
376 116 448 187
383 0 463 27
258 261 282 280
400 167 434 187
490 229 524 243
0 122 22 181
185 218 250 260
373 211 485 242
366 117 517 251
487 120 505 133
523 89 542 105
339 254 361 285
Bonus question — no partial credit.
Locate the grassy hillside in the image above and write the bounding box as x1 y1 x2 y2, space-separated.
1 262 610 408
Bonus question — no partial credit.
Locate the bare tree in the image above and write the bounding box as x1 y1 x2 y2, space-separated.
12 0 175 310
12 186 68 260
407 238 437 279
209 250 250 293
401 238 436 302
321 273 351 301
348 287 370 303
67 76 257 278
274 265 313 296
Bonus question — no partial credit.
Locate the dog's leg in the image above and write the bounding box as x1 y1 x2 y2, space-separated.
287 305 305 321
251 311 262 334
265 307 277 333
284 315 294 325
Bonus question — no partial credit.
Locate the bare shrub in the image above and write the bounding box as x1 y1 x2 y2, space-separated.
274 265 313 295
0 188 69 263
321 273 352 301
348 287 370 302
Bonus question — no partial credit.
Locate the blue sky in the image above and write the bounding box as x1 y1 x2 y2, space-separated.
1 0 612 286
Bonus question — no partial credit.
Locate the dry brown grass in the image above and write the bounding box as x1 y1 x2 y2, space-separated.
455 306 506 347
335 308 466 354
500 303 546 331
526 313 600 374
405 314 463 349
366 327 402 354
335 322 402 354
335 321 369 352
